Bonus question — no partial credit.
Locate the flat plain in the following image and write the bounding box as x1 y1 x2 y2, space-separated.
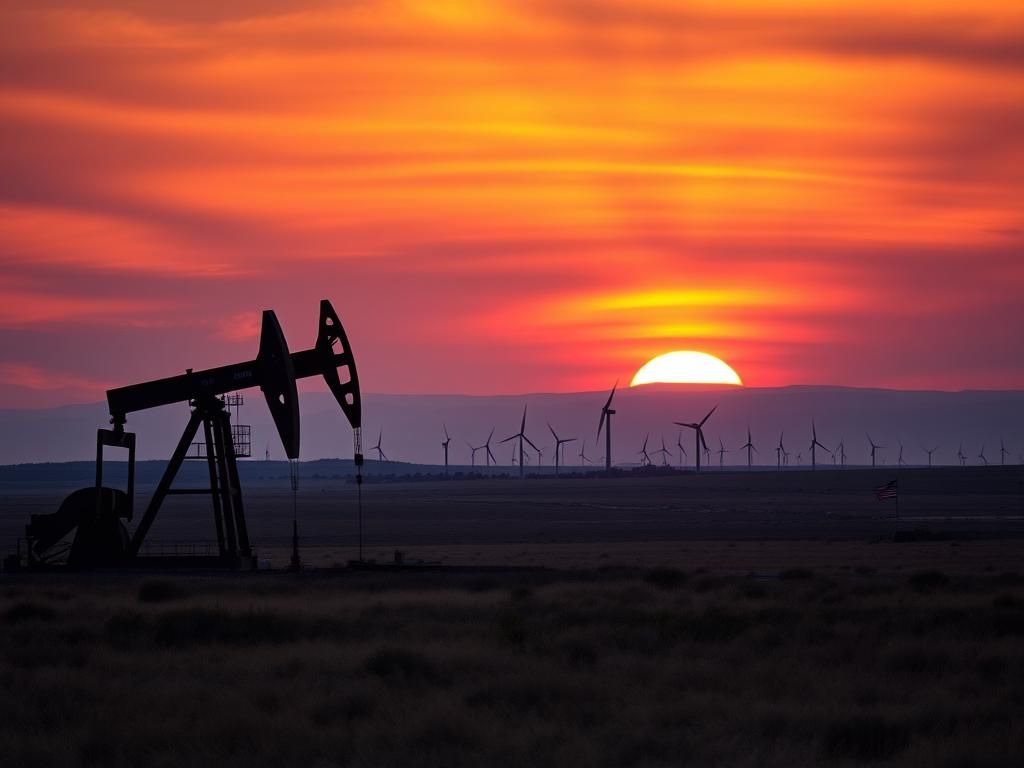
2 466 1024 766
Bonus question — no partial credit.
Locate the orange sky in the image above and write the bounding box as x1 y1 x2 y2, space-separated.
1 1 1022 406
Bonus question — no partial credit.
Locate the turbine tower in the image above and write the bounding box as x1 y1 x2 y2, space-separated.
866 433 884 468
740 426 756 470
837 439 847 467
441 425 452 475
548 422 576 475
809 420 829 471
596 383 618 473
717 437 728 469
922 445 937 467
372 429 388 462
502 404 538 478
674 405 717 473
776 432 785 469
1000 438 1010 466
898 441 907 467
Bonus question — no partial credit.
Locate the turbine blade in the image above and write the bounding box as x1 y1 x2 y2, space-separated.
699 404 718 427
548 422 558 441
604 381 618 410
523 435 539 452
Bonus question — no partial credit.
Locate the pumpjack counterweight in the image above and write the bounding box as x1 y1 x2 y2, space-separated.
24 299 362 568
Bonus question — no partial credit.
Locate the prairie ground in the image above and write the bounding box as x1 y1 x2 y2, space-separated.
3 566 1024 767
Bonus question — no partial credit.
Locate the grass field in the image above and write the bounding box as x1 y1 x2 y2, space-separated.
3 567 1024 767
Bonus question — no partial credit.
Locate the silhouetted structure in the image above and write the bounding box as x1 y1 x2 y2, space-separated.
867 433 884 468
373 430 388 462
675 405 717 473
441 425 452 475
502 405 538 478
676 432 688 468
597 383 617 473
741 427 756 470
548 423 576 474
809 420 829 471
25 300 362 568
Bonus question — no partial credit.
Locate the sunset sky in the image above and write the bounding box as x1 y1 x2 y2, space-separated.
1 1 1022 407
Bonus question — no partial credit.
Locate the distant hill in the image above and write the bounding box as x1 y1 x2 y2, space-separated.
1 386 1023 468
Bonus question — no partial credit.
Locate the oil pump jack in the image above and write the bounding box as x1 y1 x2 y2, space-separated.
23 300 362 568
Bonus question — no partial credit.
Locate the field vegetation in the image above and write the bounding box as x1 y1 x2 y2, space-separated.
2 567 1023 767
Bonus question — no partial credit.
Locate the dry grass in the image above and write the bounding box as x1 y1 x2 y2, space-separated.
2 568 1023 767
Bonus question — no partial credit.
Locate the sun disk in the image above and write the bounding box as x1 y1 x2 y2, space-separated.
630 351 743 387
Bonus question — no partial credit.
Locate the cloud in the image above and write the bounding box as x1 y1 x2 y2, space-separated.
0 0 1021 401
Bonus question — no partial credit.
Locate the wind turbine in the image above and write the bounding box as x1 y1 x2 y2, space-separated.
922 445 937 467
741 426 756 470
866 433 884 468
548 423 577 475
898 441 906 467
957 442 967 466
467 441 481 467
809 420 829 470
373 430 388 462
776 433 785 469
978 445 989 466
837 439 847 467
579 442 593 466
441 425 452 475
596 382 618 472
484 428 497 467
502 405 538 478
652 435 671 466
1000 438 1010 466
676 432 688 468
717 437 728 469
674 405 717 473
638 434 652 466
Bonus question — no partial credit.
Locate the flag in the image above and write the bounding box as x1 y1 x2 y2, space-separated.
874 479 898 501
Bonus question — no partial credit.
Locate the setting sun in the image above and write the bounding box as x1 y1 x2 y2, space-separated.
630 351 744 387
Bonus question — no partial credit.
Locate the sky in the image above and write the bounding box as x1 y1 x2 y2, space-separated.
1 0 1022 408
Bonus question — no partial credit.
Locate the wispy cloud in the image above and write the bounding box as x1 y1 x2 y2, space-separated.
0 0 1021 399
